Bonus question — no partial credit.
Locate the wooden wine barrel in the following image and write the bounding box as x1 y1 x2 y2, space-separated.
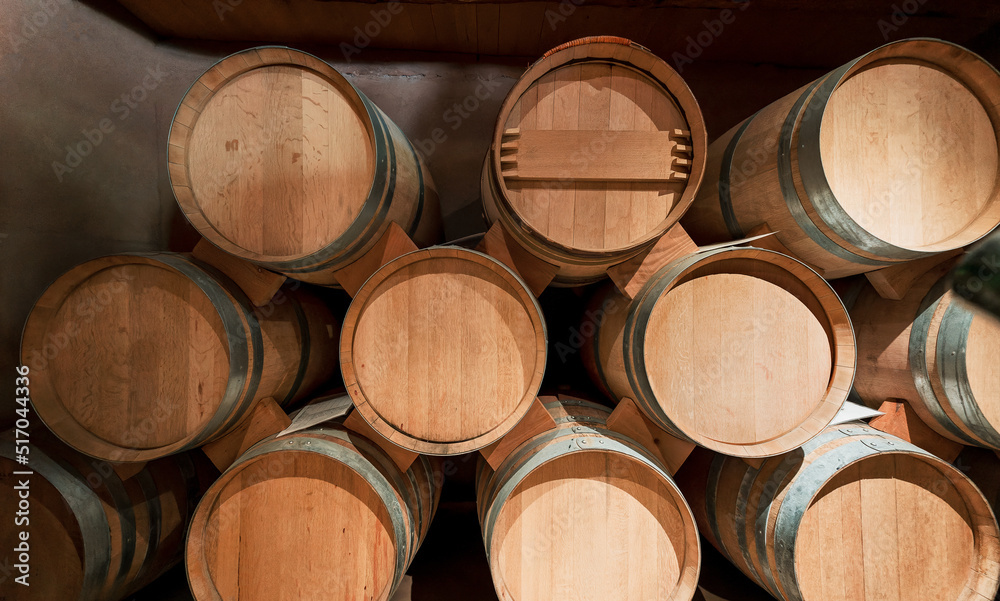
582 247 854 457
675 425 1000 601
186 420 441 601
168 46 442 286
481 36 708 286
476 398 701 601
683 38 1000 278
342 247 547 454
0 431 216 601
21 253 339 462
852 257 1000 449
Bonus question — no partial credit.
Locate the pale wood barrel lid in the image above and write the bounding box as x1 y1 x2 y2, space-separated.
342 248 547 455
794 451 997 601
490 451 698 601
193 451 397 601
169 47 375 262
638 249 852 455
818 39 1000 253
23 257 231 455
492 37 707 255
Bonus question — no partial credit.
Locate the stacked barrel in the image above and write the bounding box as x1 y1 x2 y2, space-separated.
167 46 442 285
675 426 1000 601
18 46 447 601
481 36 707 286
185 399 441 601
0 430 218 601
21 253 340 463
581 247 854 457
476 397 701 601
340 246 547 455
851 256 1000 448
473 35 1000 601
683 38 1000 278
662 37 1000 601
9 33 1000 601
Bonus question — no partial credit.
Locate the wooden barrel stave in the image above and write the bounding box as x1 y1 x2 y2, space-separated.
21 253 339 462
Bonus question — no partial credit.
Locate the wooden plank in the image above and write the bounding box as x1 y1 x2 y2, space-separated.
110 461 148 481
475 222 558 297
116 0 1000 18
200 397 291 472
605 397 695 475
868 399 965 463
501 129 689 182
606 222 698 299
344 409 419 472
479 397 558 470
332 221 418 297
475 3 499 55
192 238 286 306
864 248 964 300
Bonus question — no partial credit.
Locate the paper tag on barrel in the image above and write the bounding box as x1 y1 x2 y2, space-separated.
278 396 354 437
828 400 883 427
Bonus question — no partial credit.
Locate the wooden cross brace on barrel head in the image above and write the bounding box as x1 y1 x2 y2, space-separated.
499 128 694 184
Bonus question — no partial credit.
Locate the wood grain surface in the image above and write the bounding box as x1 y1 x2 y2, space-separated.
684 38 1000 278
821 63 997 251
21 254 339 462
677 425 1000 601
477 399 700 601
852 257 1000 449
585 247 853 457
169 47 441 284
482 37 707 286
342 247 546 455
186 425 441 601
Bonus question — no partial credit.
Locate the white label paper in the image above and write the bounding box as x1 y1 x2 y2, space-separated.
277 395 354 437
829 400 884 427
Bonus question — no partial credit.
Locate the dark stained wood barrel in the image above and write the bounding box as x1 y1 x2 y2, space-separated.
185 417 441 601
0 430 217 601
675 425 1000 601
481 36 707 286
684 38 1000 278
21 253 340 462
168 46 442 285
476 398 701 601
